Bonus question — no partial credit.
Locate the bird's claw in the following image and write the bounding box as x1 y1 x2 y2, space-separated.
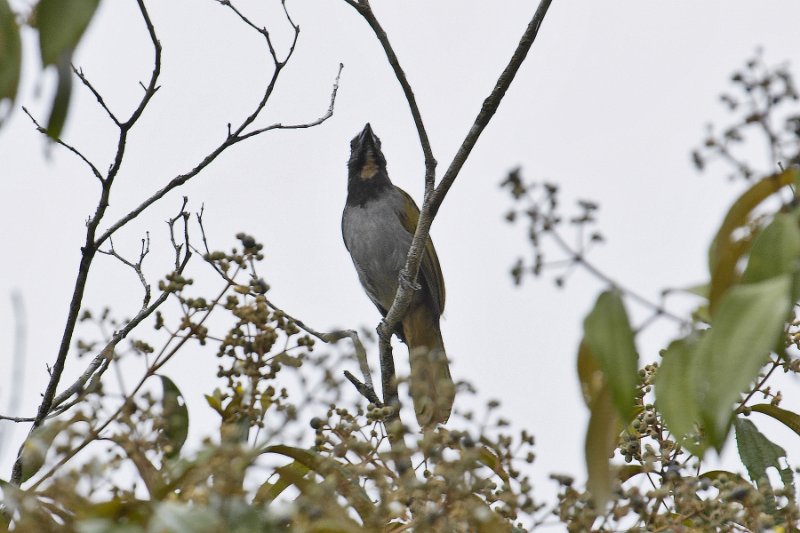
399 269 421 291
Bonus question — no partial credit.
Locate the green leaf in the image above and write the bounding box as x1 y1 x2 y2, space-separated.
0 0 21 123
655 335 707 456
742 212 800 284
253 460 311 506
698 275 792 449
698 469 750 486
617 464 643 483
259 445 373 523
582 290 639 421
477 446 510 484
159 375 189 459
19 421 65 483
204 391 223 414
37 0 100 66
664 282 709 299
708 169 798 313
36 0 100 138
584 384 619 508
734 417 795 513
750 404 800 438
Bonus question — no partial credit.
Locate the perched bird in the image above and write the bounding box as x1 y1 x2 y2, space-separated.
342 123 455 427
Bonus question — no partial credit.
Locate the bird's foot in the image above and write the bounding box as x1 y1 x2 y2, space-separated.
399 269 421 291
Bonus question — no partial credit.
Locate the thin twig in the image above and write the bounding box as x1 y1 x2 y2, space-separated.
73 66 120 126
343 0 436 191
194 209 377 399
21 107 103 183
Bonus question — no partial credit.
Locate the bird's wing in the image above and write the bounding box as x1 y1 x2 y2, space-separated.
396 187 446 315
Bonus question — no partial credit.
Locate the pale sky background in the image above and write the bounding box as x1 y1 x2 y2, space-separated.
2 0 800 519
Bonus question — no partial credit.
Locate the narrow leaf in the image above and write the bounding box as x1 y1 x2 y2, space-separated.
583 290 639 421
260 445 373 523
584 384 619 507
698 275 792 448
698 469 750 486
46 53 72 139
159 375 189 459
750 404 800 438
253 460 311 506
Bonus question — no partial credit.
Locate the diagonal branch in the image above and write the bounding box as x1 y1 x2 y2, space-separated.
382 0 553 351
343 0 554 442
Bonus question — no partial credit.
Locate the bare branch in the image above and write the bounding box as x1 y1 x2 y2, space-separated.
94 11 340 249
73 66 120 126
216 0 279 63
21 107 103 183
237 63 343 141
97 234 152 307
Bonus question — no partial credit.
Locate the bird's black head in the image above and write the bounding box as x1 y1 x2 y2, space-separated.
346 123 392 205
348 123 388 182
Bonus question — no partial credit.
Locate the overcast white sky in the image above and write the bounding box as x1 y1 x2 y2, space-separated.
2 0 800 513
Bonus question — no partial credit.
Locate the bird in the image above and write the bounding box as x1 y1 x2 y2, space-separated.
341 123 455 428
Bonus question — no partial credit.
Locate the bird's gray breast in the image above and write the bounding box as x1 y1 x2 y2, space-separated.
342 190 411 312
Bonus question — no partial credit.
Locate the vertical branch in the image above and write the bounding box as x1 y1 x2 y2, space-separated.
10 0 163 486
343 0 553 473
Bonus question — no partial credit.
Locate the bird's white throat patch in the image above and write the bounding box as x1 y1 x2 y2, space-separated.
359 153 379 179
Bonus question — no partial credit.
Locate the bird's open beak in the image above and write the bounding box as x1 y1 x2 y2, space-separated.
357 123 374 146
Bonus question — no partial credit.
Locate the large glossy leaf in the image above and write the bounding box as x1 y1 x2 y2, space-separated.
584 384 619 507
750 404 800 438
734 417 796 514
708 169 798 313
0 0 21 123
655 335 706 455
159 375 189 459
36 0 100 66
698 275 792 448
582 290 638 421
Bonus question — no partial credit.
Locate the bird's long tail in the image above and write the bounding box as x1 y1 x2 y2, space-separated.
402 306 455 428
